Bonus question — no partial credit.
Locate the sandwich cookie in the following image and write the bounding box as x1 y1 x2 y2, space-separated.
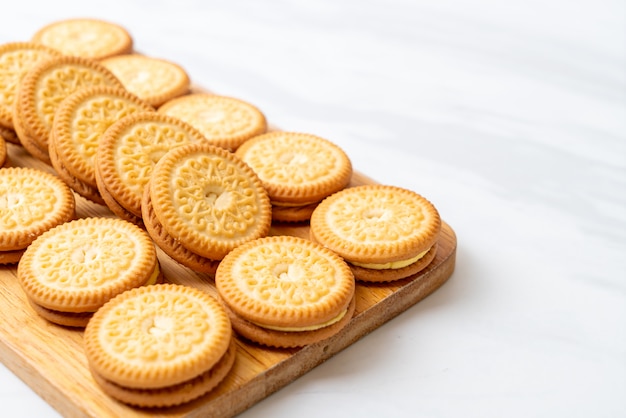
216 235 356 348
84 283 235 408
158 93 266 151
0 42 61 130
235 131 352 222
17 217 162 327
96 112 207 225
101 54 190 107
0 167 76 264
143 142 271 272
49 85 153 204
31 18 133 60
310 185 441 282
13 55 124 164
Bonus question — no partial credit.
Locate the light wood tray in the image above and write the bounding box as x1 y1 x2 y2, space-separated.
0 135 457 417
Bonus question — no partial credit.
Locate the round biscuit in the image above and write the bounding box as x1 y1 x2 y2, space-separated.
89 340 236 408
350 243 438 282
101 54 190 107
0 167 76 251
149 142 272 261
84 283 232 389
0 125 20 145
310 185 441 265
142 182 220 274
17 217 158 313
96 112 207 218
0 42 61 130
13 55 124 162
224 295 356 348
235 131 352 205
31 18 133 60
50 85 154 194
94 162 144 227
215 235 355 329
158 93 266 150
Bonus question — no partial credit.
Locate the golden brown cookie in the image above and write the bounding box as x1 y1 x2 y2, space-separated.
17 217 160 327
0 133 6 167
0 125 20 145
216 235 356 348
96 112 206 219
235 131 352 222
31 18 133 60
141 181 220 274
49 85 153 204
147 142 272 263
101 54 190 107
0 42 61 130
310 185 441 282
13 55 124 164
158 93 266 150
0 167 76 258
84 283 235 407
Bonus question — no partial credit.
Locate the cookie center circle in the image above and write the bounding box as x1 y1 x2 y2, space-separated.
70 246 100 264
198 109 225 123
278 152 308 166
0 193 22 209
273 263 303 282
204 186 233 210
142 315 174 338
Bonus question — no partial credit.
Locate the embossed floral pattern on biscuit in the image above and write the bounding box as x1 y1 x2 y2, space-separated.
33 225 137 289
0 174 58 229
116 122 196 194
329 189 426 243
172 155 260 236
0 49 52 109
101 293 212 362
233 242 338 306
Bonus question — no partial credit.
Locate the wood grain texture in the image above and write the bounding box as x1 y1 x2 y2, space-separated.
0 138 457 418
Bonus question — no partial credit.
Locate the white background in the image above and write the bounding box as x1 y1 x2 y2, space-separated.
1 1 624 417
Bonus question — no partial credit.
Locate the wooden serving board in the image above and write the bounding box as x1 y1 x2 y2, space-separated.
0 138 457 418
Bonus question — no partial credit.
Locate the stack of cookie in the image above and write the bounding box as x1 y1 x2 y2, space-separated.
0 16 445 409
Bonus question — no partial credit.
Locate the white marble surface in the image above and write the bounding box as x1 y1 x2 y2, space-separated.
1 0 624 417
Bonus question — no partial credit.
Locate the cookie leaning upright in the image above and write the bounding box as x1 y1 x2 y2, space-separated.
143 142 271 272
96 112 207 225
216 235 356 348
13 55 124 164
0 167 76 264
158 93 267 151
0 42 61 131
84 283 235 408
310 185 441 282
17 217 161 327
31 18 133 60
49 85 154 205
235 131 353 222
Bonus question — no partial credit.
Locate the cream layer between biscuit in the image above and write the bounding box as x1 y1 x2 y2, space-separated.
350 248 430 270
251 308 348 332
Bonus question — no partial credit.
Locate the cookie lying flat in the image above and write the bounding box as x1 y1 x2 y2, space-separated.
17 217 161 327
310 185 441 282
84 283 235 408
145 142 271 270
49 85 154 204
158 93 267 151
216 235 356 348
235 131 352 222
96 112 207 222
31 18 133 60
0 167 76 263
13 55 124 164
101 54 190 107
0 42 61 130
